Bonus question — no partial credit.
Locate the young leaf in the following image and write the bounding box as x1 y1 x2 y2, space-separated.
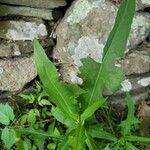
125 135 150 142
0 103 15 125
68 124 86 150
79 0 136 108
15 128 62 140
85 131 97 150
81 98 106 121
125 142 138 150
52 107 77 132
1 127 16 150
33 39 84 121
88 125 117 142
120 93 139 136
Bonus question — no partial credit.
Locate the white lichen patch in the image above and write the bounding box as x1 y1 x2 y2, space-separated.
0 67 3 74
115 63 121 68
67 0 105 24
138 77 150 87
72 36 104 66
121 79 132 92
37 23 47 37
142 0 150 5
70 70 83 84
6 21 47 41
14 51 21 56
130 14 150 44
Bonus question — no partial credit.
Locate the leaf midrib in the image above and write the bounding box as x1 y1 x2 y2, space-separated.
87 0 130 107
45 67 77 120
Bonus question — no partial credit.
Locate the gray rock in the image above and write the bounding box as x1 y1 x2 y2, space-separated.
121 46 150 75
103 73 150 96
0 4 54 20
0 20 48 40
128 13 150 50
0 0 67 9
0 41 33 57
137 0 150 10
55 0 150 83
109 90 149 106
0 39 54 57
0 55 37 91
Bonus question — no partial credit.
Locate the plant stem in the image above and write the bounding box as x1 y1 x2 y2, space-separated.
73 117 85 150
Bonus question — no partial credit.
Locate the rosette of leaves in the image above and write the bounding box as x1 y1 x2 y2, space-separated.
33 0 140 149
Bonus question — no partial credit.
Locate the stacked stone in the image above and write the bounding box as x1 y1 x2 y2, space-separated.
0 0 66 92
54 0 150 104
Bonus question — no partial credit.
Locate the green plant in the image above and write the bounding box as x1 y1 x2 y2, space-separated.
19 82 51 127
0 0 150 149
90 94 150 150
0 83 62 150
0 103 16 149
33 0 150 149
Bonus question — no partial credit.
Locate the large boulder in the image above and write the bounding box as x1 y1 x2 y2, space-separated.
137 0 150 10
0 55 37 91
0 20 48 41
54 0 150 84
0 41 33 57
0 4 54 20
0 0 67 9
120 45 150 75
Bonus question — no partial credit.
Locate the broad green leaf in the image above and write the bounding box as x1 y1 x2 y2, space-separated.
52 107 77 132
88 125 117 142
33 39 84 121
1 127 16 150
15 128 62 140
120 93 139 135
125 135 150 142
0 103 15 125
81 98 106 121
79 0 136 108
68 123 86 150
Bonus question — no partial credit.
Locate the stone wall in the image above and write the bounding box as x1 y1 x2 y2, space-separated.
0 0 66 96
0 0 149 104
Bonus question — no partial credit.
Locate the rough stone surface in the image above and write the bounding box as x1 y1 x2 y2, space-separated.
0 4 54 20
0 0 67 9
0 39 54 57
121 46 150 75
129 13 150 50
0 55 37 91
109 90 149 106
0 41 33 57
103 73 150 96
137 0 150 10
0 20 48 40
107 74 150 105
55 0 150 83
